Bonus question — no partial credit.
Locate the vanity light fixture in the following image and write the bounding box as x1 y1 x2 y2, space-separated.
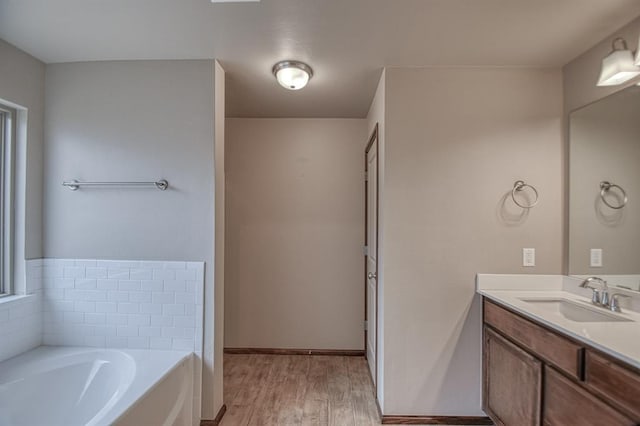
597 37 640 87
272 60 313 90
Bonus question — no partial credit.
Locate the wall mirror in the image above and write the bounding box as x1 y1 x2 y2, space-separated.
569 85 640 292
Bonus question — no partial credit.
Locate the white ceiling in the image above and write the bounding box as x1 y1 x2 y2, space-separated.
1 0 640 117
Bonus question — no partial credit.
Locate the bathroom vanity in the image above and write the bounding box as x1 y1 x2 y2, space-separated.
477 276 640 426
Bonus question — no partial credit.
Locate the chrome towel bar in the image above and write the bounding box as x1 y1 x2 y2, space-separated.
62 179 169 191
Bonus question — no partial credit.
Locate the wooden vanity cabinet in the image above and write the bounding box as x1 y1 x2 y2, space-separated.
482 298 640 426
483 327 541 426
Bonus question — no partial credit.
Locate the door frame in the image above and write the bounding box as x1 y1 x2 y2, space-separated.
364 123 379 393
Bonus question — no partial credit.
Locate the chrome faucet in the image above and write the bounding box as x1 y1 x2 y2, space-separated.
579 276 609 307
609 293 631 313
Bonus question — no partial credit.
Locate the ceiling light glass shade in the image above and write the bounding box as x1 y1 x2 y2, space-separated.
272 61 313 90
597 38 640 86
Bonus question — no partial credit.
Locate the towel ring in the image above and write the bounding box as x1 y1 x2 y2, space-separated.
600 181 627 209
511 180 539 209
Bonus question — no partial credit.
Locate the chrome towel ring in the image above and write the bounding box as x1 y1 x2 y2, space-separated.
600 181 627 209
511 180 539 209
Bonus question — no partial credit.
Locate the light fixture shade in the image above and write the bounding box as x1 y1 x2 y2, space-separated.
272 61 313 90
597 38 640 86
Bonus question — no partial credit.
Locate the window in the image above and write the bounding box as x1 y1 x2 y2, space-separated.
0 104 15 297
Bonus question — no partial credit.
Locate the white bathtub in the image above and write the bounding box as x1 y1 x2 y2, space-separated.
0 346 194 426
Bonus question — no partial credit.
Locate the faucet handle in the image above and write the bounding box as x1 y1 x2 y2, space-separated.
586 287 601 305
609 293 631 313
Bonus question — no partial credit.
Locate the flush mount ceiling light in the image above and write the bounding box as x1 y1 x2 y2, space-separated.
597 37 640 87
272 60 313 90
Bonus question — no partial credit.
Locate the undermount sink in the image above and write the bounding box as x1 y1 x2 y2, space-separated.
518 298 633 323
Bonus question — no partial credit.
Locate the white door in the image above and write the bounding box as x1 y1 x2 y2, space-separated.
366 136 378 384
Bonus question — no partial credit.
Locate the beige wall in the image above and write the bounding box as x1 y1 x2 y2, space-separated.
381 67 564 415
225 118 367 350
569 91 640 275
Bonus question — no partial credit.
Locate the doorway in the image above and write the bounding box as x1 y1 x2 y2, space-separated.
364 123 379 387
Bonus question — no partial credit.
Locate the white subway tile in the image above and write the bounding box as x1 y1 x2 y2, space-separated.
97 279 118 290
162 304 185 316
151 315 174 327
75 259 97 267
105 336 128 348
43 266 63 278
164 281 186 292
64 311 84 324
108 269 129 279
130 269 153 280
137 261 163 269
107 291 129 302
85 313 106 324
106 314 128 325
75 279 97 290
172 338 195 351
54 278 75 289
95 302 118 313
150 337 172 349
173 315 195 328
94 325 117 337
138 326 162 337
127 337 150 349
152 292 174 304
117 303 140 314
63 266 85 279
129 291 152 303
74 301 96 312
175 269 197 281
153 269 176 281
127 314 150 326
185 304 196 316
116 326 139 337
118 280 141 291
87 267 108 279
164 261 186 270
161 327 191 338
140 280 163 292
175 292 195 304
140 303 162 315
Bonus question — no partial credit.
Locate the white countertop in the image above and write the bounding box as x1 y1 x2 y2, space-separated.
477 275 640 370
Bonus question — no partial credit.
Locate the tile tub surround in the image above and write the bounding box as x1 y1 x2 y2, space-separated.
38 259 204 352
0 259 44 363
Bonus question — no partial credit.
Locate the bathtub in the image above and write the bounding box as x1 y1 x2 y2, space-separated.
0 346 194 426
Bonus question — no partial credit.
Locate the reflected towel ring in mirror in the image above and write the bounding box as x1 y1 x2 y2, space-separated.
600 181 627 209
511 180 539 209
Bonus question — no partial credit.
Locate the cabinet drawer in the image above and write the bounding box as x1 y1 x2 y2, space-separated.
543 367 635 426
484 300 583 379
585 351 640 421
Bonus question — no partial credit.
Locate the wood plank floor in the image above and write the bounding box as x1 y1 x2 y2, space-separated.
222 354 484 426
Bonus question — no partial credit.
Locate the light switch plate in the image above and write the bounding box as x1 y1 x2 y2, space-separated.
590 249 603 267
523 248 535 267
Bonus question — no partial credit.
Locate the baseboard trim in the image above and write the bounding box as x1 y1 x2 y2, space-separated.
381 415 492 425
224 347 365 356
200 404 227 426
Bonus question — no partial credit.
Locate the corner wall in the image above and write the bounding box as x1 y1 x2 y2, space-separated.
43 60 217 419
381 67 564 415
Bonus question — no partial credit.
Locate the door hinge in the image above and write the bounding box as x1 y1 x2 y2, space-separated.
363 245 369 256
364 171 368 182
363 320 368 331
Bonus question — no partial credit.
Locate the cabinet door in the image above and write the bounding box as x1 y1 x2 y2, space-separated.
483 326 542 426
543 367 635 426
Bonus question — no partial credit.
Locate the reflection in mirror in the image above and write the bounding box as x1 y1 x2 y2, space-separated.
569 85 640 292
